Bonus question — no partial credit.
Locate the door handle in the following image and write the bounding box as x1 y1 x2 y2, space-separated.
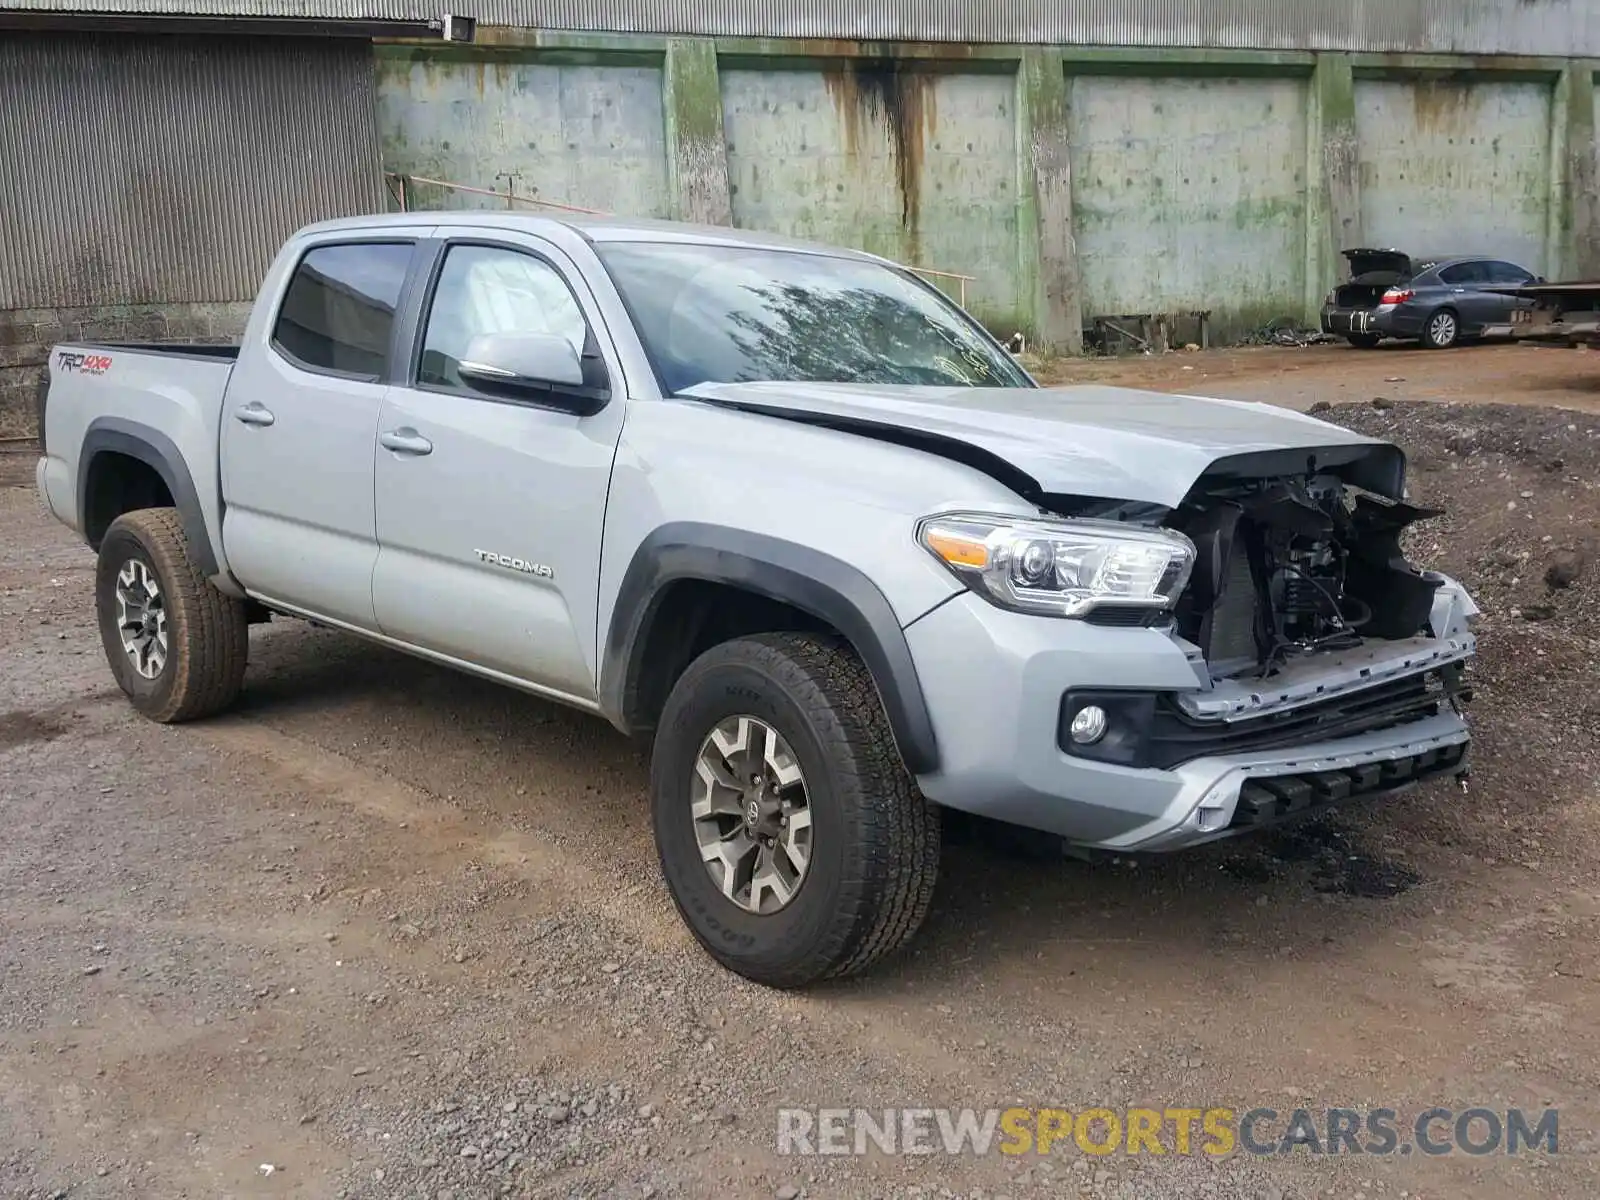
233 403 275 427
380 428 433 456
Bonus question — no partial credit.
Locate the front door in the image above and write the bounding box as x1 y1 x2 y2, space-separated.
1438 260 1526 334
370 236 627 703
221 236 423 629
1483 260 1538 326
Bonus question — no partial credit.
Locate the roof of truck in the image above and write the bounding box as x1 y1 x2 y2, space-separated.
298 210 885 262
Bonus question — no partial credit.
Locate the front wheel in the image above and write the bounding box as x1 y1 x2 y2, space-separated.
1423 308 1459 349
95 508 248 723
650 632 940 987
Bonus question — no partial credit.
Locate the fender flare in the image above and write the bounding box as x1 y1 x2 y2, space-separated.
600 523 941 775
78 416 218 577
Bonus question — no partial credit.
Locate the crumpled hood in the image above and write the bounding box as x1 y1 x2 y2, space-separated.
681 381 1404 509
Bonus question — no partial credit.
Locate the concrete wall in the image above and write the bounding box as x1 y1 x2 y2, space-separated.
1355 78 1553 273
378 55 671 218
1069 75 1309 333
720 64 1022 327
376 39 1600 353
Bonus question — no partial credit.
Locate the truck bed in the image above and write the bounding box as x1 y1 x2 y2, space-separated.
88 342 242 362
36 340 238 578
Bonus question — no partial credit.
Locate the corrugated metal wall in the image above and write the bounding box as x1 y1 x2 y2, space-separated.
7 0 1600 56
0 33 385 309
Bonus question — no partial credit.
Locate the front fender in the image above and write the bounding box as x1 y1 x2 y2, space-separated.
600 523 941 775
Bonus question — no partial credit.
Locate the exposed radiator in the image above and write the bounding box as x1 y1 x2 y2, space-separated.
1204 540 1258 665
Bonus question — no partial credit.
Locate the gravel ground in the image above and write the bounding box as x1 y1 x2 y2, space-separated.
2 344 1598 1200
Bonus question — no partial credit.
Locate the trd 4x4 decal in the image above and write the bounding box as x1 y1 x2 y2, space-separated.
56 350 113 375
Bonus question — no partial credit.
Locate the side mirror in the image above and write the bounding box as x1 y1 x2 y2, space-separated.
457 332 609 414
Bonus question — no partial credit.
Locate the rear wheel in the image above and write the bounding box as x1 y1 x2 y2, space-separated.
1346 333 1381 349
650 632 940 987
1423 308 1459 349
95 508 248 723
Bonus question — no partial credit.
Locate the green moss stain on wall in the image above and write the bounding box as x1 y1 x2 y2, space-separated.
663 39 733 225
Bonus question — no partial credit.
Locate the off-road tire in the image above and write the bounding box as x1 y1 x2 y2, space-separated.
1423 308 1459 349
1346 333 1381 349
651 632 940 988
95 507 248 723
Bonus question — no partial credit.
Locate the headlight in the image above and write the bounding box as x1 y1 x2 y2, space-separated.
917 513 1195 618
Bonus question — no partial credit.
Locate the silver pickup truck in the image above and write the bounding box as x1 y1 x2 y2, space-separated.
36 213 1478 986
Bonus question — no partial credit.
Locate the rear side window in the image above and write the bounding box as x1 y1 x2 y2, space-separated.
1437 262 1487 286
272 242 413 378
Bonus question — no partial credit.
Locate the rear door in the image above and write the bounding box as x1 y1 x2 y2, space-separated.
369 234 628 702
221 234 428 628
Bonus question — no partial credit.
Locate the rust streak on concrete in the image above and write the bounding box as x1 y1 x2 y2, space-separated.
821 54 938 258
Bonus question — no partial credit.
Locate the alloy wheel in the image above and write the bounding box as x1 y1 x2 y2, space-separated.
691 715 813 914
114 558 168 679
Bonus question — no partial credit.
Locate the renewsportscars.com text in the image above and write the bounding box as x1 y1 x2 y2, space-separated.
776 1106 1559 1158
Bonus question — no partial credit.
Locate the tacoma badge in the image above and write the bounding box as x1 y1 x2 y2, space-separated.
473 549 553 578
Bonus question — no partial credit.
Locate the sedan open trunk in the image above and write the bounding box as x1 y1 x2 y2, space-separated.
1332 248 1417 308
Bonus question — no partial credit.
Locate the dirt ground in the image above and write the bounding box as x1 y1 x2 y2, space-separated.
2 341 1599 1200
1032 337 1600 416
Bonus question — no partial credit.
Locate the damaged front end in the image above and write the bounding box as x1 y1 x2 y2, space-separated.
1050 454 1477 844
1165 469 1474 684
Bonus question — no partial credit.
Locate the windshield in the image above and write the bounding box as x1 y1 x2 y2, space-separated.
595 242 1033 393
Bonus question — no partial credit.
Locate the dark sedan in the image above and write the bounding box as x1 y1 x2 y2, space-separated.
1321 249 1541 349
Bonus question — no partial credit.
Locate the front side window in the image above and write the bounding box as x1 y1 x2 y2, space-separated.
419 245 588 390
595 242 1032 394
272 242 413 378
1486 261 1532 285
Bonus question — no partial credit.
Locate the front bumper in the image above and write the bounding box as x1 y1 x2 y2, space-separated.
903 579 1475 852
1096 712 1468 850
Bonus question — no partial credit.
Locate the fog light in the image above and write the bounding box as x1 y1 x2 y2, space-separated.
1069 705 1108 745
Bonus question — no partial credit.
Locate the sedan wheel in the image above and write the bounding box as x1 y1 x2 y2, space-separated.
1424 309 1459 349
